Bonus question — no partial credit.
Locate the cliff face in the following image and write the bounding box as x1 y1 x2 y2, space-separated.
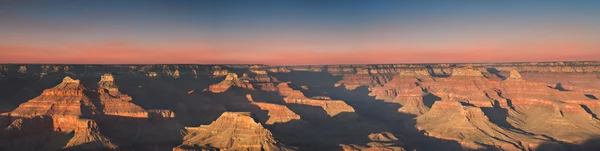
1 61 600 150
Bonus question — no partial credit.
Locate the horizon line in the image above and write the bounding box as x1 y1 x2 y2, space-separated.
2 60 599 66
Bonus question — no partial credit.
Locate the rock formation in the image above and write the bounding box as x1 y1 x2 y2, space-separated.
62 119 118 150
1 62 600 150
174 112 294 151
10 76 96 118
416 101 548 150
506 70 524 81
252 102 301 124
277 82 356 118
450 67 484 77
208 73 255 93
97 73 148 117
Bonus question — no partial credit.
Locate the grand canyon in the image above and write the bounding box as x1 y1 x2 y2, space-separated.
0 62 599 151
3 0 600 150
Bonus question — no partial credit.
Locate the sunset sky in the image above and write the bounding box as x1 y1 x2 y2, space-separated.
1 0 599 65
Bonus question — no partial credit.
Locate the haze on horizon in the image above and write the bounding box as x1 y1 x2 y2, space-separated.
1 0 599 65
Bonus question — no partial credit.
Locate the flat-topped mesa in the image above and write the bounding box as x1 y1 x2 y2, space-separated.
451 67 484 77
277 82 307 98
333 68 397 90
10 76 96 118
398 69 431 77
253 75 280 91
276 82 356 119
284 97 356 118
505 70 524 81
208 73 255 93
174 112 293 151
97 73 147 118
252 102 301 124
267 66 291 73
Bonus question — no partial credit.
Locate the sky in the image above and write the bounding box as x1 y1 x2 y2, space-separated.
1 0 599 65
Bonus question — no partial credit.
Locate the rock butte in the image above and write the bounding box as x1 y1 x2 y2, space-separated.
0 62 600 150
174 112 293 151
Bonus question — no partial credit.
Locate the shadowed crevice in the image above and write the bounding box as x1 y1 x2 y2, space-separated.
585 94 598 100
485 68 506 79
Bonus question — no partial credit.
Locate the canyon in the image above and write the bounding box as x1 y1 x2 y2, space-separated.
0 62 599 151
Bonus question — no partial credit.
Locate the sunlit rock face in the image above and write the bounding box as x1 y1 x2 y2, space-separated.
97 73 148 118
207 73 255 93
0 62 600 151
174 112 294 151
10 76 94 117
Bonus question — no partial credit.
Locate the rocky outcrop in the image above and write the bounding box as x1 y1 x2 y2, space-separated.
505 70 524 81
63 119 118 150
174 112 294 151
3 115 54 135
450 67 484 77
10 76 97 118
211 66 229 77
252 102 301 124
277 82 356 118
97 73 148 118
2 116 118 150
339 132 406 151
331 66 399 90
416 101 548 150
369 74 427 105
207 73 255 93
284 97 356 118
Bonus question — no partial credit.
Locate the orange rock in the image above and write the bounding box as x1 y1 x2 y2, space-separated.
63 119 118 150
10 76 97 118
174 112 294 151
208 73 255 93
98 73 148 118
252 102 301 124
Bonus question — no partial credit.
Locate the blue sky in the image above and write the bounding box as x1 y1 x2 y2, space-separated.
1 0 599 64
